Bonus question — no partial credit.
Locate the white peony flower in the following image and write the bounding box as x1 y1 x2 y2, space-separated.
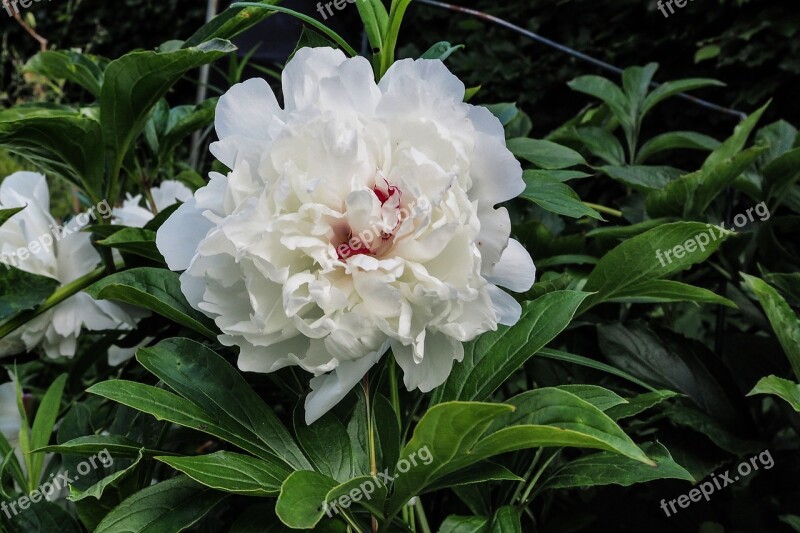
156 48 536 424
0 172 140 359
112 180 193 228
0 379 21 450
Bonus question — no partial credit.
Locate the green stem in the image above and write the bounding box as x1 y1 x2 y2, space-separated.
414 498 431 533
362 376 379 533
583 202 623 218
388 357 402 430
518 451 559 509
0 266 108 340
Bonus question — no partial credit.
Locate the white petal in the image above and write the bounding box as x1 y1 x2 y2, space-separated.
469 133 524 206
392 333 463 393
215 78 282 141
488 285 522 326
304 345 386 425
156 198 213 271
484 239 536 292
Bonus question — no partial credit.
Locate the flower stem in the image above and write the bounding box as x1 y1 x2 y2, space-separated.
0 266 107 341
414 498 431 533
583 202 624 218
362 376 379 533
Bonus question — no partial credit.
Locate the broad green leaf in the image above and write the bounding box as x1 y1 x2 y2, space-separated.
0 267 59 322
520 171 603 220
477 389 653 464
85 268 218 339
597 323 738 425
101 39 236 192
38 435 171 458
703 101 768 170
157 451 292 496
94 476 227 533
748 375 800 412
642 78 725 115
432 291 592 404
87 380 276 457
557 385 628 411
763 147 800 201
137 338 311 470
8 500 82 533
294 407 353 482
608 279 737 308
646 145 766 218
764 272 800 303
582 222 732 309
484 103 519 126
28 374 68 487
598 165 683 192
425 461 521 492
742 274 800 380
508 138 587 169
158 98 218 161
386 403 513 518
537 348 661 392
637 131 720 164
69 449 143 502
0 107 104 200
97 228 163 262
24 50 106 97
567 76 629 125
572 126 625 165
355 0 390 54
490 506 522 533
622 63 659 110
521 169 591 183
756 119 797 165
543 442 694 489
586 218 670 240
606 390 679 419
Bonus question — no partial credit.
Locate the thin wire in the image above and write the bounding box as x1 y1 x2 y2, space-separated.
416 0 747 121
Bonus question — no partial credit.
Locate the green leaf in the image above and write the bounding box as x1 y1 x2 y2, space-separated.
623 63 659 111
521 169 591 183
543 442 694 489
8 500 82 533
741 274 800 380
28 374 67 487
0 205 24 227
137 338 311 470
537 348 661 392
24 50 106 97
484 103 519 127
380 0 414 76
598 165 683 192
158 98 218 161
87 380 285 461
637 131 720 164
582 222 732 309
294 407 353 483
508 138 587 169
607 279 737 308
694 45 721 63
425 461 522 492
184 0 280 47
0 106 104 201
355 0 390 54
557 385 628 411
748 375 800 412
432 291 592 404
38 435 170 458
703 101 768 170
101 39 236 194
763 147 800 201
439 516 489 533
490 506 522 533
477 389 654 464
663 404 762 454
520 171 603 220
97 228 163 262
94 476 227 533
642 78 724 115
85 267 218 339
0 266 59 322
572 126 625 165
69 449 143 502
567 76 629 126
605 390 679 419
421 41 464 61
157 451 292 497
